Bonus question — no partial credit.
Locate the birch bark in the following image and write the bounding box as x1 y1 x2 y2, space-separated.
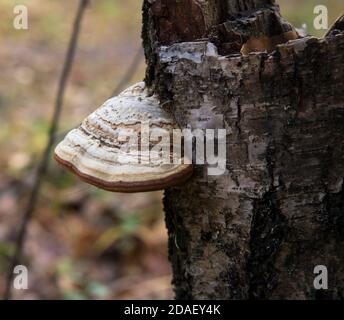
142 0 344 299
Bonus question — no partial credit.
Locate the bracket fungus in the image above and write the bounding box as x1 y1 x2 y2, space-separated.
54 82 193 192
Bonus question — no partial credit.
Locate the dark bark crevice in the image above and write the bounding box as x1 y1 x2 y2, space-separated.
248 190 288 299
163 188 193 299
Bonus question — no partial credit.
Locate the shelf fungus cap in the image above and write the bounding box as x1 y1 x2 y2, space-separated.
54 82 193 192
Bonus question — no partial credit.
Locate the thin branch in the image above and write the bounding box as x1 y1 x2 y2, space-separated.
56 47 143 141
3 0 89 300
111 47 143 96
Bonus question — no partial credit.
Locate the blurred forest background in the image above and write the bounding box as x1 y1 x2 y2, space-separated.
0 0 342 299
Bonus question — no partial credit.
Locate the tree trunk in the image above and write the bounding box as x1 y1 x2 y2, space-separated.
142 0 344 299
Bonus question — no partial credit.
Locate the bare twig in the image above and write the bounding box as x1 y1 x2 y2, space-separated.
111 47 143 96
56 47 143 141
3 0 89 300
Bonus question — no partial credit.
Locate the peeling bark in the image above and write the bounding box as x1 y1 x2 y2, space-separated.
142 0 344 299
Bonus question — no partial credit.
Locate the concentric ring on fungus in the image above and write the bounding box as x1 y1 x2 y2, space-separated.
54 82 193 193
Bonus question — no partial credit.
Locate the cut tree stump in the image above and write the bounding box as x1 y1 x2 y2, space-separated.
142 0 344 299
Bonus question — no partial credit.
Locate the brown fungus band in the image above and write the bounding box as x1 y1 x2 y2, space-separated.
54 82 193 193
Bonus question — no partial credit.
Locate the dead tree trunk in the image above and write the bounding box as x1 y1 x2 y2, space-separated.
142 0 344 299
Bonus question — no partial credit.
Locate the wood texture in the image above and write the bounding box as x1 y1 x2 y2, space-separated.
142 0 344 299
